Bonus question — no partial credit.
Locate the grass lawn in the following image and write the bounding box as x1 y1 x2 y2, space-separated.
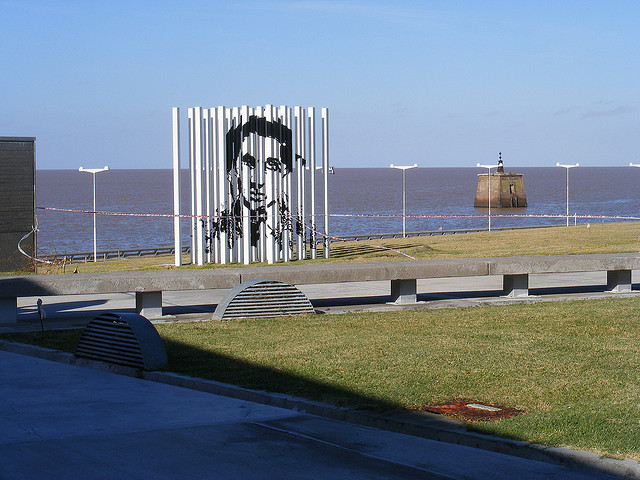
3 296 639 461
7 221 640 274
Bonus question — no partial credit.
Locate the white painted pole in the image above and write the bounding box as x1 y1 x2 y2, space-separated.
308 107 317 259
281 105 292 262
264 105 276 264
294 106 302 260
209 108 218 264
477 163 498 231
321 108 330 258
171 107 182 266
556 162 579 227
194 107 204 265
240 106 251 264
299 107 307 259
204 109 212 263
389 164 417 237
255 105 265 262
78 166 109 262
230 107 240 263
187 108 195 264
216 107 228 264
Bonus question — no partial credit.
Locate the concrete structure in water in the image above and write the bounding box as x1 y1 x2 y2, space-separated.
0 137 36 272
474 156 527 208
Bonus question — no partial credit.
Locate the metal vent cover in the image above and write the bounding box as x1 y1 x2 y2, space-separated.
75 312 168 370
213 279 315 320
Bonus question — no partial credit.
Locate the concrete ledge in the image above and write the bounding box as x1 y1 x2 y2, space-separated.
239 258 490 285
488 253 640 276
2 253 639 320
2 254 639 296
0 269 242 296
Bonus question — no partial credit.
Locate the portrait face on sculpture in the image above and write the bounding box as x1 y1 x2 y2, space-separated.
225 115 293 175
215 115 295 248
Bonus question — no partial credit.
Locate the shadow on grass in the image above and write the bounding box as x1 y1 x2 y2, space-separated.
330 243 425 259
161 336 395 411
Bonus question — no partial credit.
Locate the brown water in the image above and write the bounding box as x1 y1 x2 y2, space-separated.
34 167 640 254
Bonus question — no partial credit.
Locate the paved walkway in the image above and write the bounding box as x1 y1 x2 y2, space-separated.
0 349 629 479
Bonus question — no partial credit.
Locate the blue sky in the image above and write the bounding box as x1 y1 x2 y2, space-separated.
1 1 638 169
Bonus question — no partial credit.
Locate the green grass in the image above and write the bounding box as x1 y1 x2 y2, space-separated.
3 296 639 460
4 221 640 274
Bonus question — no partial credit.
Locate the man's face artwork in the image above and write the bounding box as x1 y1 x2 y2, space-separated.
218 115 294 248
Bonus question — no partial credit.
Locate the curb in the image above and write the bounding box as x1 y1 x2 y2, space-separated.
1 339 639 479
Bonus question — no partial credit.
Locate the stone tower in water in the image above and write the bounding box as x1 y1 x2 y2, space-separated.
474 153 527 208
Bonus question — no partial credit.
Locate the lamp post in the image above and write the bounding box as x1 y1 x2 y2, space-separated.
390 164 418 237
556 162 579 226
476 163 499 231
79 166 109 262
630 163 640 219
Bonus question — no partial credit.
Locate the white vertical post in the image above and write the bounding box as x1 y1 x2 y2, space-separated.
477 163 498 231
254 106 264 262
556 162 579 227
321 107 330 258
250 106 259 262
294 106 302 260
209 108 218 264
299 107 307 259
280 105 292 262
216 107 228 264
78 166 109 262
230 107 240 263
264 105 275 264
389 164 418 237
240 106 251 264
171 107 182 266
194 107 205 265
187 108 196 264
204 108 212 263
308 107 317 259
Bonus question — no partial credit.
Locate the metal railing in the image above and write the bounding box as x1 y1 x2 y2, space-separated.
40 246 190 263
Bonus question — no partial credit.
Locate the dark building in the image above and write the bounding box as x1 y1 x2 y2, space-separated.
0 137 36 272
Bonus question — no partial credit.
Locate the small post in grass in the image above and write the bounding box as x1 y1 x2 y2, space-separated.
36 298 46 336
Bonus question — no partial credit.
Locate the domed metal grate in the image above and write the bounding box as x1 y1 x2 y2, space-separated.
213 279 314 320
75 312 167 370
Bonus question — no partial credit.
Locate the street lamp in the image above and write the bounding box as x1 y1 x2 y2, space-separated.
390 164 418 237
556 162 579 226
630 163 640 218
476 163 499 231
79 166 109 262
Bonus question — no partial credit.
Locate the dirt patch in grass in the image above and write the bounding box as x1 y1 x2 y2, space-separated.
418 399 526 422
